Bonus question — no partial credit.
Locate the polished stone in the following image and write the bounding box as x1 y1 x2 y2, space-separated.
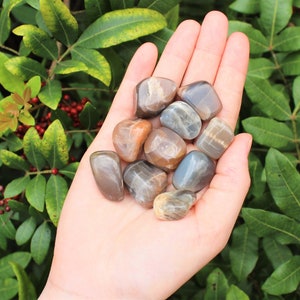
160 101 202 140
195 117 234 160
153 190 197 221
123 160 168 208
135 77 177 118
172 150 215 192
90 151 124 201
112 118 152 162
144 127 187 171
177 81 222 121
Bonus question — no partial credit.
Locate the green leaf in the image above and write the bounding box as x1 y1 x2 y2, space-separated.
71 47 111 86
242 117 294 149
265 148 300 221
25 175 46 212
0 53 24 94
25 76 41 98
228 21 269 54
10 261 37 300
273 27 300 52
13 24 58 59
84 0 110 22
229 0 260 14
40 0 78 46
260 0 293 37
0 214 16 239
0 149 29 171
245 78 291 120
204 268 229 300
109 0 134 10
281 51 300 76
19 109 35 126
262 237 293 269
5 133 23 152
247 58 275 79
138 0 180 14
54 60 88 75
60 162 79 179
45 175 68 226
242 208 300 244
76 8 167 48
15 217 37 246
0 278 18 300
226 284 249 300
4 56 47 81
4 176 30 198
0 0 23 44
249 153 266 198
262 256 300 295
38 79 62 110
0 252 31 279
30 221 51 264
23 127 47 170
79 102 100 129
41 119 69 169
0 231 7 250
293 76 300 107
229 224 259 281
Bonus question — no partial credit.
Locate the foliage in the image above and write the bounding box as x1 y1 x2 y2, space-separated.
0 0 299 299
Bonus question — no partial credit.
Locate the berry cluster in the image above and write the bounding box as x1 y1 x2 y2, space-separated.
0 185 13 215
58 94 87 128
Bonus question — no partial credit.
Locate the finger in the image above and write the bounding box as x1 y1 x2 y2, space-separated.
194 133 252 252
214 32 250 129
153 19 200 85
182 11 228 85
87 42 158 152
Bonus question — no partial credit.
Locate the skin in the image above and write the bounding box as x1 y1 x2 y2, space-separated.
39 11 251 300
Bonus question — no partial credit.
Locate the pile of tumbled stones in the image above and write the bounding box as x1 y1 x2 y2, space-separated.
90 77 234 221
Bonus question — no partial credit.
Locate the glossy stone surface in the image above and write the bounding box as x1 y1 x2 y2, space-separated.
144 127 187 171
135 77 177 118
173 150 215 192
177 81 222 121
153 190 197 221
90 151 124 201
123 160 168 208
112 118 152 162
160 101 202 140
195 117 234 160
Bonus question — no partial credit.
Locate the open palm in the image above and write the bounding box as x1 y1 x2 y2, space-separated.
40 11 251 300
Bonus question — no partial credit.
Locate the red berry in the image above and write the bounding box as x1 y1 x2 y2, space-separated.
5 206 10 212
63 94 71 101
51 168 58 175
0 210 4 215
31 97 39 104
70 108 77 115
76 104 83 112
0 200 4 206
81 97 89 104
71 101 77 108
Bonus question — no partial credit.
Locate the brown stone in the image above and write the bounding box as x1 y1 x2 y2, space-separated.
153 190 197 221
112 118 152 162
144 127 187 171
135 77 177 118
178 81 222 121
90 151 124 201
195 117 234 160
123 160 168 208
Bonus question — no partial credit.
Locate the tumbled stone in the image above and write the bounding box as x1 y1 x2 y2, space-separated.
123 160 168 208
135 77 177 118
153 190 197 221
177 81 222 121
195 117 234 160
144 127 187 171
112 118 152 162
172 150 215 192
90 151 124 201
160 101 202 140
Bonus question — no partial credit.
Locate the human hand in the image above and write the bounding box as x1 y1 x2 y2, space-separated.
39 11 251 300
